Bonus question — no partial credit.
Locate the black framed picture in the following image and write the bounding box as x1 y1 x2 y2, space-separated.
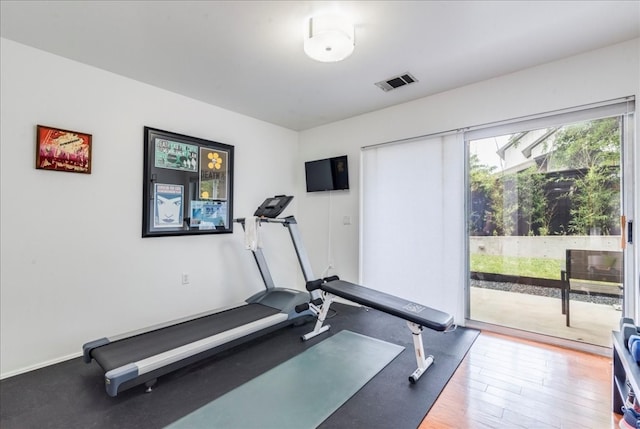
142 127 234 237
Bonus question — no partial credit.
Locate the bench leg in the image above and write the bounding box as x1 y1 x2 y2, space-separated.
407 322 434 384
301 292 334 341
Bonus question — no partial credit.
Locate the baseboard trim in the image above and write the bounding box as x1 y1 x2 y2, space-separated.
1 352 82 380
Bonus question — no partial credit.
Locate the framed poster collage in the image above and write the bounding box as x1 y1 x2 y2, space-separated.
142 127 234 237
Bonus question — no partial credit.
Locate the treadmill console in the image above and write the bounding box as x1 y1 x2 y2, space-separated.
254 195 294 218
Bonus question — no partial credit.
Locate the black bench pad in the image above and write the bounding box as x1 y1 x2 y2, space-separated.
321 280 453 331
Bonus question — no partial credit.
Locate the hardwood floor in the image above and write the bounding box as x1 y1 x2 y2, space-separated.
420 331 620 429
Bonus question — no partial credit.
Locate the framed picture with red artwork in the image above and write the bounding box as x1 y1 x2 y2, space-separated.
35 125 92 174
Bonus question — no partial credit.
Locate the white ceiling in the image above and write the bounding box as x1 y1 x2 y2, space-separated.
1 1 639 131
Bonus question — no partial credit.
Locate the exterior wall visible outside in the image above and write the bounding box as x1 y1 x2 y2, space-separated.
470 235 621 260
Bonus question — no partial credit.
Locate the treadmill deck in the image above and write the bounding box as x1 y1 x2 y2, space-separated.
91 303 281 371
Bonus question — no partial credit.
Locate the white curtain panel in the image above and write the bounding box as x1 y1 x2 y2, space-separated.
360 133 464 323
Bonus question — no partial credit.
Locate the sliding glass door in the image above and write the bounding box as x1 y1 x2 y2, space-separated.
466 100 635 348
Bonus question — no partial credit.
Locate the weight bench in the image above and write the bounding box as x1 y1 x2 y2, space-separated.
297 276 454 383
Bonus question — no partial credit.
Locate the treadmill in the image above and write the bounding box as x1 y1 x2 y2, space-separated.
83 195 319 396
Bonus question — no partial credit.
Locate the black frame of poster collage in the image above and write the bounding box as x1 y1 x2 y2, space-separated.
142 127 234 237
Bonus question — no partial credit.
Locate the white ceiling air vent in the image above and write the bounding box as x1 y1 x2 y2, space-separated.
374 72 418 92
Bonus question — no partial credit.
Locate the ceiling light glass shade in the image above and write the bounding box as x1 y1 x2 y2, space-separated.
304 14 355 62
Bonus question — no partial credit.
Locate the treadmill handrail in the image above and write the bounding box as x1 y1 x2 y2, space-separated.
234 217 289 225
235 215 317 297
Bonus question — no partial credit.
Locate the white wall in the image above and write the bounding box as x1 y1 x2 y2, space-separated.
0 39 304 377
297 38 640 323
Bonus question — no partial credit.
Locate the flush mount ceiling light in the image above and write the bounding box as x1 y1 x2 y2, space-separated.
304 14 355 62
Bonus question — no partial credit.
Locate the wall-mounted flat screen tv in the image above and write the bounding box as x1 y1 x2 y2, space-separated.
305 155 349 192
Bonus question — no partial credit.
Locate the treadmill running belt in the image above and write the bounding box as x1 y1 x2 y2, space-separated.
91 303 280 371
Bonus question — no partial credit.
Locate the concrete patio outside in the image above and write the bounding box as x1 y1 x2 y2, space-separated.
470 286 620 348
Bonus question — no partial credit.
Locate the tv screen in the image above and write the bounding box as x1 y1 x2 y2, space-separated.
305 155 349 192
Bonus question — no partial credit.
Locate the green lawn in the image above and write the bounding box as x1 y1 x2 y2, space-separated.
470 254 563 280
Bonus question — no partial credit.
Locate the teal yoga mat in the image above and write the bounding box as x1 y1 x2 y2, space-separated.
165 330 405 429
